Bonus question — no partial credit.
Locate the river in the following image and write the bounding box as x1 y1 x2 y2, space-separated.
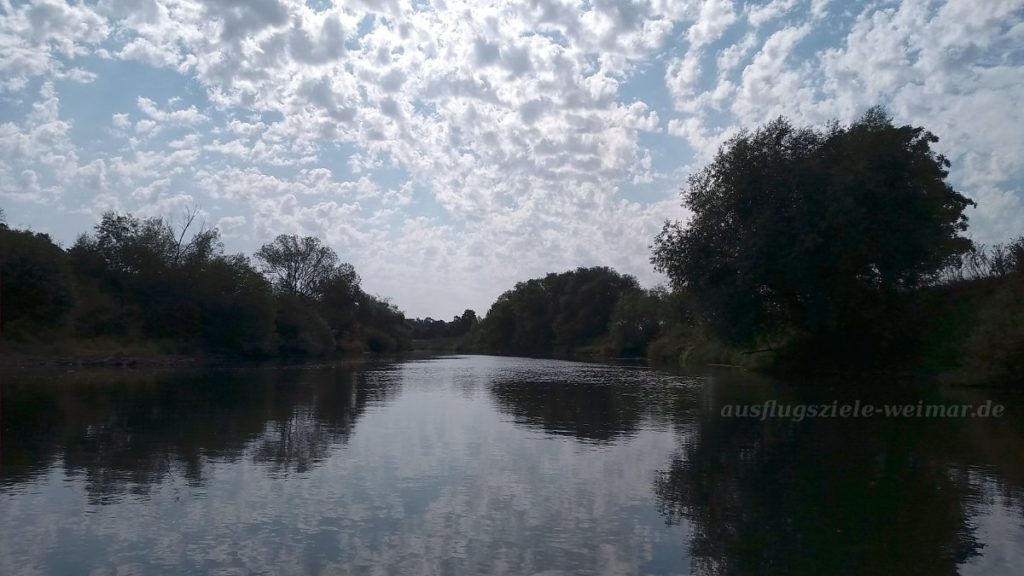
1 355 1022 574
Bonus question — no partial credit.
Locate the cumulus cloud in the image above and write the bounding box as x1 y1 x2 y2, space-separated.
0 0 108 91
688 0 738 48
664 0 1024 244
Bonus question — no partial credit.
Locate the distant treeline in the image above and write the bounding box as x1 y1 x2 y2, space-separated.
0 209 411 357
408 310 478 341
469 266 653 357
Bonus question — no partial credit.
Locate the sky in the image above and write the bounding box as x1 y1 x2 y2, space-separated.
1 0 1022 319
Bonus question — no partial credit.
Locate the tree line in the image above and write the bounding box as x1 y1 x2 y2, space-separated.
0 209 411 356
3 108 1022 382
407 310 478 341
467 108 1022 384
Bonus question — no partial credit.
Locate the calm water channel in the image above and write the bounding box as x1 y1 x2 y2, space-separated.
1 355 1022 575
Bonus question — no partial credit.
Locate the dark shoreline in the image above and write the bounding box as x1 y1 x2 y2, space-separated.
0 348 453 371
0 351 212 370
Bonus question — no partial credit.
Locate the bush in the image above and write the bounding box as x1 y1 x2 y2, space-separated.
956 274 1024 386
0 227 75 340
273 295 334 356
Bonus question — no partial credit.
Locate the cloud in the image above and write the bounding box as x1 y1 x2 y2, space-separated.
0 0 108 91
137 96 208 126
688 0 738 48
216 214 247 236
816 0 1024 240
747 0 800 28
0 0 1021 316
665 50 703 107
0 82 79 202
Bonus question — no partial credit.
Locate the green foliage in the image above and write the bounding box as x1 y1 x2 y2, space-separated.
475 267 639 356
934 236 1024 284
68 212 278 354
0 226 75 339
478 277 552 355
273 294 335 356
250 234 411 355
191 254 277 355
254 234 340 298
960 274 1024 385
355 294 411 352
408 309 478 340
0 210 412 358
608 288 662 355
652 108 975 347
921 269 1024 387
318 262 362 335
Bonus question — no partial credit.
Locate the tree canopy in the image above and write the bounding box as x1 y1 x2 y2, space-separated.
1 210 411 357
254 234 343 299
652 108 976 346
69 211 276 354
408 310 479 340
475 267 639 356
0 227 75 338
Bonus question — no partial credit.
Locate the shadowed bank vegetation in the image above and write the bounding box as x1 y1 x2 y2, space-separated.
0 209 410 359
466 110 1023 386
2 109 1022 383
460 245 1022 385
470 266 640 357
407 310 479 351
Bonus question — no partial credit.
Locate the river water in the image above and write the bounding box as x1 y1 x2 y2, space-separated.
1 355 1022 574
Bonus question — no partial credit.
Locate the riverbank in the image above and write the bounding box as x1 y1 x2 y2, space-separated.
0 338 376 370
448 271 1023 388
0 350 207 369
409 337 465 352
3 271 1019 386
638 273 1024 387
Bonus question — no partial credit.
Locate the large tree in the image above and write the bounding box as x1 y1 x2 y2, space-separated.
651 108 975 346
254 234 341 299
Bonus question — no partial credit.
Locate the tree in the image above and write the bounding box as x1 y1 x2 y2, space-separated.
254 235 341 299
477 278 553 355
0 227 75 338
651 108 975 346
549 267 638 347
66 211 277 352
0 211 413 357
273 293 335 356
356 293 411 352
475 267 638 356
453 309 478 336
407 310 479 340
608 288 662 355
189 254 277 355
317 262 362 337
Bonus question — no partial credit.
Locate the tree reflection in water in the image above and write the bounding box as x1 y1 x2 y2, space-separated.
654 371 1024 576
1 358 1021 575
486 360 703 444
0 363 400 501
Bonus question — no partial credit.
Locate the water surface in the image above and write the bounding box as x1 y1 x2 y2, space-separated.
1 355 1022 574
